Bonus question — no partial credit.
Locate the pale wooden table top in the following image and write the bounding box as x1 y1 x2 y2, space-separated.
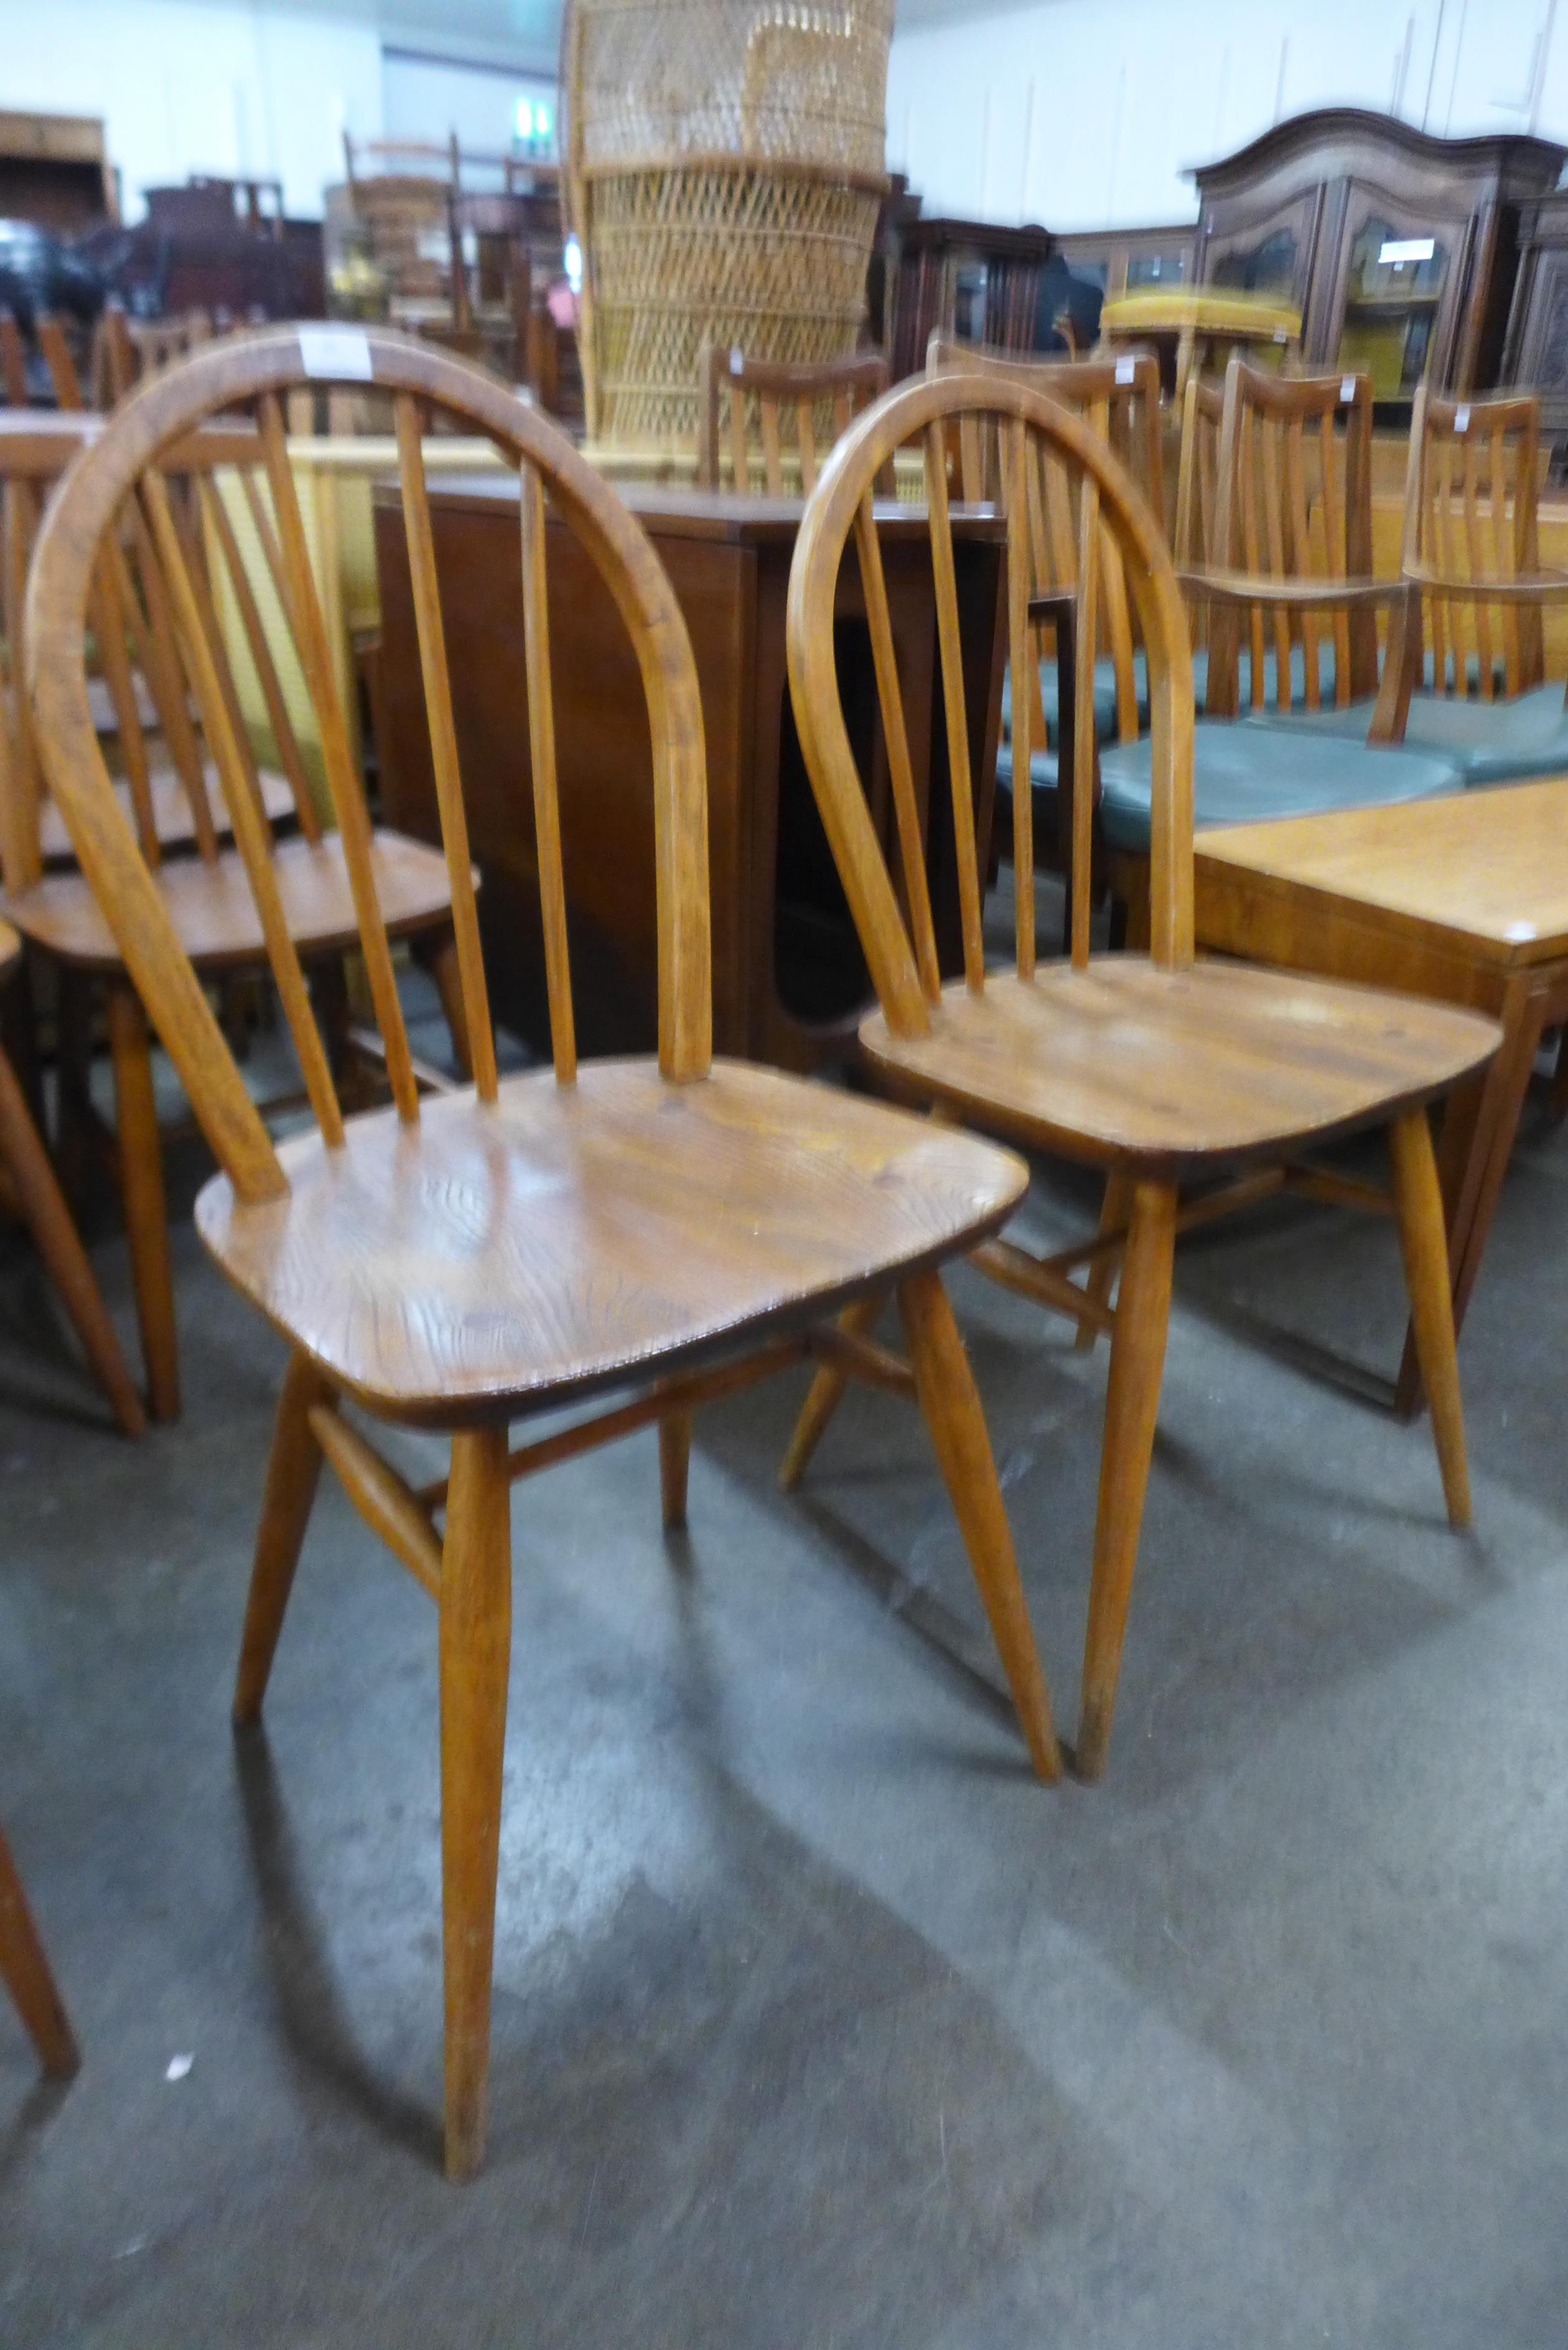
1194 778 1568 967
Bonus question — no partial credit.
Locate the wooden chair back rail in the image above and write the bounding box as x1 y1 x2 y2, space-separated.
0 424 323 894
696 345 890 495
1400 383 1551 700
1206 358 1376 716
26 325 712 1206
790 370 1193 1023
926 335 1163 754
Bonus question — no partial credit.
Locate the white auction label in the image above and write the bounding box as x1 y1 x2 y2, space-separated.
1340 375 1356 404
1115 355 1136 385
297 326 375 382
1454 403 1470 433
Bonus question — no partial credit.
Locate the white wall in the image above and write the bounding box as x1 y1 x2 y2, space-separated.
887 0 1568 229
0 0 384 220
381 50 557 170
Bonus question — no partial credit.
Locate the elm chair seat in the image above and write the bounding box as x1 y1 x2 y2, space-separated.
1241 683 1568 789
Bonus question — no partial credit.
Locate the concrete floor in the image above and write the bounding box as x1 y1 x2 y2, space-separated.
1 1004 1567 2345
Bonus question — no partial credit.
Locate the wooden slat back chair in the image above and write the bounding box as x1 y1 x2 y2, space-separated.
0 415 314 885
779 370 1500 1781
1196 358 1419 730
35 317 86 413
0 1814 80 2084
696 344 890 495
28 324 1059 2179
927 334 1165 765
1399 386 1568 701
4 350 462 1425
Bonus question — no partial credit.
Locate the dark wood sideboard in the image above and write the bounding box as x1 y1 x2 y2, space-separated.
372 478 1007 1070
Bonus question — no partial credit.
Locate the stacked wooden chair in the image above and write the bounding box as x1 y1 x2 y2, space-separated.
0 383 463 1422
696 345 890 494
1101 360 1465 935
1264 386 1568 783
777 368 1500 1781
27 326 1060 2178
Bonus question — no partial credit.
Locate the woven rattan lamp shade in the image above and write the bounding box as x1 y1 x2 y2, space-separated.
565 0 894 449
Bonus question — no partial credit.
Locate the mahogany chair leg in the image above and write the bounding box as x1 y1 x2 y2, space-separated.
105 985 179 1423
1074 1170 1134 1355
1388 1107 1472 1530
422 932 474 1083
897 1267 1060 1782
439 1423 512 2182
1077 1179 1177 1782
232 1350 330 1724
0 1820 78 2079
777 1291 887 1492
658 1412 691 1531
0 1041 144 1436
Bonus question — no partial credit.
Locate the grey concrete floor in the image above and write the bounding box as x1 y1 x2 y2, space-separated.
1 985 1567 2346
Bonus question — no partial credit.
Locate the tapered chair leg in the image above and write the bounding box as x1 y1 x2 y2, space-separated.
439 1425 512 2182
1074 1171 1134 1355
233 1351 330 1725
778 1291 887 1492
658 1412 691 1531
0 1822 78 2079
106 985 178 1423
1388 1107 1472 1530
1078 1180 1177 1782
0 1041 144 1436
898 1268 1060 1782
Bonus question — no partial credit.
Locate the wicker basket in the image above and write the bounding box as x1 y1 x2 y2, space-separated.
565 0 893 449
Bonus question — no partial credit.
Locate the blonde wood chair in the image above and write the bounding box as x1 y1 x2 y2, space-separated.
0 313 27 407
35 317 85 413
27 324 1058 2178
778 370 1500 1781
695 344 889 494
2 377 462 1425
0 915 142 1435
0 1817 78 2082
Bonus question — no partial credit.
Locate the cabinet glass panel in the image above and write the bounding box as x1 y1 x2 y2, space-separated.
1336 220 1449 398
1125 247 1187 289
1210 227 1299 297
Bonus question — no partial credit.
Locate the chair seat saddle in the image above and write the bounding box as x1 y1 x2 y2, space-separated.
2 829 454 972
858 960 1499 1171
37 757 300 864
194 1057 1030 1419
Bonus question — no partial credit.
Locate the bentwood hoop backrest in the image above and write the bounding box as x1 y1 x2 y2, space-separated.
1401 385 1547 700
1206 358 1377 717
27 325 711 1207
787 372 1195 1020
927 335 1164 751
0 412 317 893
695 344 890 495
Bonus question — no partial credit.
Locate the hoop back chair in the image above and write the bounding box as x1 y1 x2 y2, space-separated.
780 370 1500 1780
2 393 459 1421
28 325 1058 2178
696 344 890 494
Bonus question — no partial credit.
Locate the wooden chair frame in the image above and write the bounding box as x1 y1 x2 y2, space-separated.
778 368 1498 1781
0 1816 79 2082
695 344 889 495
27 325 1060 2179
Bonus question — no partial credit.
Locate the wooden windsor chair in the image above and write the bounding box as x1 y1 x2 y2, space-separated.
696 344 890 494
1103 358 1463 940
2 353 464 1424
0 914 142 1433
778 369 1501 1781
27 324 1058 2179
0 1813 79 2085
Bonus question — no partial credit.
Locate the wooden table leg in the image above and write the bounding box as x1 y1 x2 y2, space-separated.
106 983 179 1424
1394 981 1542 1418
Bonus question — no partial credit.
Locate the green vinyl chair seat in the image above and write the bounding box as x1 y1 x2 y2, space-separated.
1096 722 1464 854
1241 682 1568 789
